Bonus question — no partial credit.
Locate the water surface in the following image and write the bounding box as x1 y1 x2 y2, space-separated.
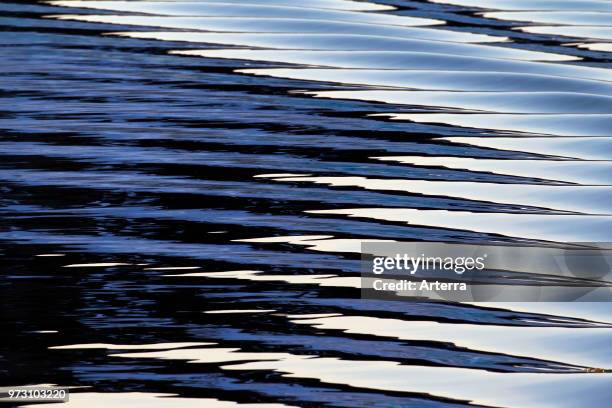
3 1 612 407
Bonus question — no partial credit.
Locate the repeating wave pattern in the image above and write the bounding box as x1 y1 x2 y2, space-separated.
2 1 612 407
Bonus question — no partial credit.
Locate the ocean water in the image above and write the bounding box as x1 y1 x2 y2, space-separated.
2 1 612 407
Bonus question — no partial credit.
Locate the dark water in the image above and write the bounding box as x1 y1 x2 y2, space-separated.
2 1 612 407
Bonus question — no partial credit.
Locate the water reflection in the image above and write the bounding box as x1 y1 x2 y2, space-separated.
291 315 612 368
428 0 612 11
49 1 443 26
21 392 298 408
111 32 574 61
3 0 612 406
484 11 612 26
373 156 612 185
521 26 612 41
49 14 502 42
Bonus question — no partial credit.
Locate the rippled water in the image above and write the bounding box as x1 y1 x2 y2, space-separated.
3 0 612 407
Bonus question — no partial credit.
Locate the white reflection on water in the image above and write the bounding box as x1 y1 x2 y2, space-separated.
307 208 612 242
578 43 612 52
143 266 201 271
86 346 612 408
261 175 612 215
373 156 612 185
111 346 306 364
223 356 612 408
165 269 360 288
471 302 612 326
484 11 612 26
51 0 396 12
442 136 612 160
429 0 612 11
380 113 612 136
286 313 342 319
254 173 311 178
291 315 612 368
307 90 612 114
111 31 574 61
62 262 131 268
521 26 612 41
173 49 610 82
241 69 612 94
20 392 297 408
235 235 394 253
50 14 502 42
50 342 214 350
48 1 443 27
204 309 276 314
